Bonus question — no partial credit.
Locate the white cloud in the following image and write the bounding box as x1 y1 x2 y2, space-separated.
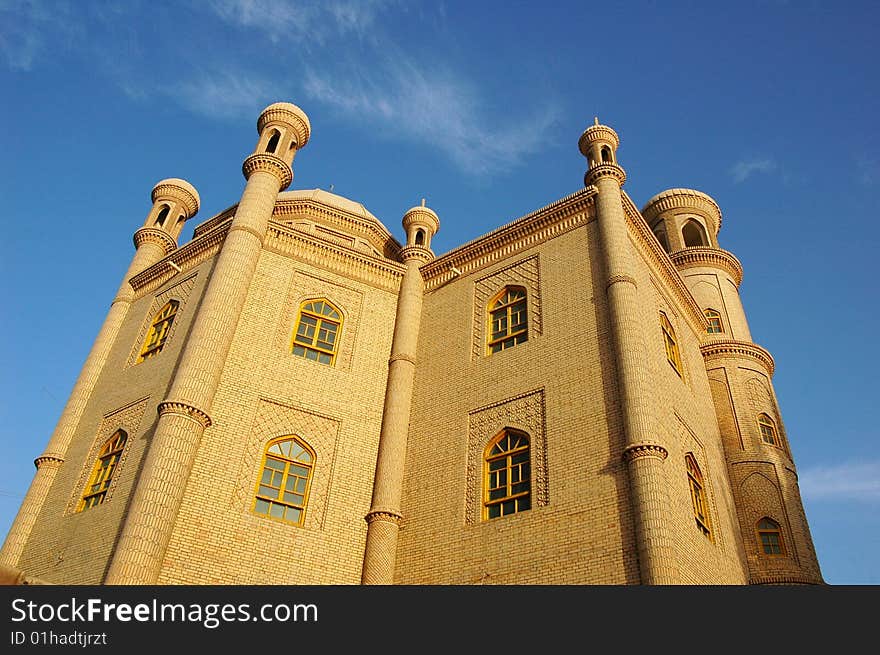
209 0 393 44
857 157 880 186
729 157 777 184
798 460 880 502
303 60 562 177
0 0 77 71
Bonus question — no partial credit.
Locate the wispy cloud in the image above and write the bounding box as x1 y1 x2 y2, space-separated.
799 460 880 502
729 157 777 184
209 0 394 44
304 60 562 176
0 0 78 71
857 157 880 186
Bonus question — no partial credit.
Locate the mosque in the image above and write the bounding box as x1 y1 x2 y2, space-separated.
0 102 823 585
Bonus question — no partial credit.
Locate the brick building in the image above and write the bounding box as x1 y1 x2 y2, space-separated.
0 103 823 585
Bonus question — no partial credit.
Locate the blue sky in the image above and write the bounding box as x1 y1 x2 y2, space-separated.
0 1 877 585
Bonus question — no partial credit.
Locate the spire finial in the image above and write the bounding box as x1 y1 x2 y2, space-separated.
594 116 599 126
421 198 426 207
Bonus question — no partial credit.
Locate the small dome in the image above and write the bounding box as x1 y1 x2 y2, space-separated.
151 178 200 217
258 102 311 148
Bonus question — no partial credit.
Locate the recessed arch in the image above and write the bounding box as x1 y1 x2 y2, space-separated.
682 218 709 247
253 435 315 526
79 429 128 511
483 428 531 520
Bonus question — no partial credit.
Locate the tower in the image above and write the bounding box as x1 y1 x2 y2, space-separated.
642 189 823 584
579 118 681 584
362 200 439 584
104 103 310 584
0 179 199 572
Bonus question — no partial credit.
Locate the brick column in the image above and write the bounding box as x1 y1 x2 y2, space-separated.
104 103 309 584
362 204 438 584
581 121 680 584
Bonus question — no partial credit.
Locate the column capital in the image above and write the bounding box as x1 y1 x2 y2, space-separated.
242 153 293 190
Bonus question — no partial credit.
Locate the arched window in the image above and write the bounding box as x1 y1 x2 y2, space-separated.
79 430 127 511
686 454 711 539
266 129 281 154
704 308 723 334
292 299 342 365
484 429 531 520
253 436 315 525
653 224 670 253
660 311 682 375
758 413 778 446
488 286 528 354
138 300 179 362
601 145 612 163
682 219 709 247
155 205 170 227
756 517 785 555
414 229 425 246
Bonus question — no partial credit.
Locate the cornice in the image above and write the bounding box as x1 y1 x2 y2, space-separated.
158 401 212 428
133 227 177 256
273 196 402 260
399 245 434 263
34 454 64 468
622 443 669 463
192 206 236 239
421 188 597 291
242 153 293 190
671 246 743 286
365 509 403 525
700 339 775 376
749 573 824 586
129 222 228 296
265 223 406 293
620 192 708 335
584 162 626 186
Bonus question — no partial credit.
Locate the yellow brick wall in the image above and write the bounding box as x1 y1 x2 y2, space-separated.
397 225 640 584
158 248 399 584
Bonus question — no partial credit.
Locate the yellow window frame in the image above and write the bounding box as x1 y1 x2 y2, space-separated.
686 454 712 540
756 517 785 556
487 286 528 354
138 300 179 362
758 413 779 446
660 311 683 376
79 429 127 511
704 308 723 334
483 428 531 520
252 436 315 526
291 298 342 366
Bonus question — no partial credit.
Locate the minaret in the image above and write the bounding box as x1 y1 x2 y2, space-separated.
579 119 681 584
361 200 439 585
642 189 823 584
0 179 199 569
104 102 310 585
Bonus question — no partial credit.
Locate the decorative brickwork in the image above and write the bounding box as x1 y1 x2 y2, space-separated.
234 398 340 531
126 274 197 368
64 398 149 516
465 389 548 525
472 255 542 359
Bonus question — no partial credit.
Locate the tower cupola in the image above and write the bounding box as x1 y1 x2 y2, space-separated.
401 199 440 263
244 102 311 191
579 117 626 187
136 178 200 254
641 188 722 253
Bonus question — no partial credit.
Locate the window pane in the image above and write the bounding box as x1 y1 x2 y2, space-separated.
254 499 269 515
269 503 284 519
